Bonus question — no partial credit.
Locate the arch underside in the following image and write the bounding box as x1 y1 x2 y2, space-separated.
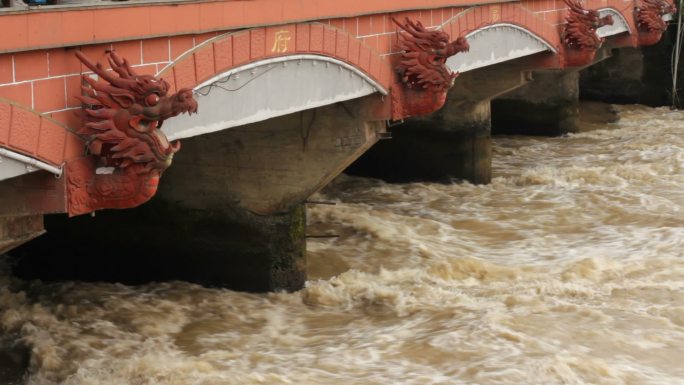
0 147 61 182
0 154 35 181
162 55 387 141
596 8 631 37
447 24 555 74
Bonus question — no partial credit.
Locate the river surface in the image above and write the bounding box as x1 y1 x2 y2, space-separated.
1 104 683 385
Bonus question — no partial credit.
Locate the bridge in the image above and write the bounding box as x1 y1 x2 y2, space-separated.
0 0 675 291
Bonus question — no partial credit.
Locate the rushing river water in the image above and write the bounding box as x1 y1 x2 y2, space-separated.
1 104 684 385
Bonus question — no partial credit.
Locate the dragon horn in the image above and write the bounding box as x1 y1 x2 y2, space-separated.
75 51 119 86
108 54 132 80
108 50 124 67
75 51 134 91
108 51 139 78
75 51 100 74
391 17 401 28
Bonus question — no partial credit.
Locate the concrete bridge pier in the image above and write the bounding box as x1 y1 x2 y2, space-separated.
12 99 386 292
580 48 646 104
0 215 44 255
347 64 531 184
492 70 580 136
580 45 680 107
346 99 492 184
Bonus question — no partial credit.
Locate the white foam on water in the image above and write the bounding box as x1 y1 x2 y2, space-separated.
1 105 684 384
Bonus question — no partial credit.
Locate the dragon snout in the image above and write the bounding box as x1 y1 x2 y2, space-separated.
188 99 199 114
457 37 470 53
601 15 614 26
176 88 199 115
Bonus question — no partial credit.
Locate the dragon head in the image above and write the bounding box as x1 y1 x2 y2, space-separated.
659 0 676 14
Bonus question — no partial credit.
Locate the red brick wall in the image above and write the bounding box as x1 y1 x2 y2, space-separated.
0 0 647 133
0 101 83 167
0 32 219 130
158 23 393 94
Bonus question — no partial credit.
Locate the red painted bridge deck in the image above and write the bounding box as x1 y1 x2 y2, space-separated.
0 0 567 53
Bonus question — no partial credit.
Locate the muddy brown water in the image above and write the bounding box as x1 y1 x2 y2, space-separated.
1 104 683 384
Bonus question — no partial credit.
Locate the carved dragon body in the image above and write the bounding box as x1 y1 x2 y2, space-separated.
562 0 613 50
636 0 674 35
561 0 613 66
67 51 198 216
391 17 470 119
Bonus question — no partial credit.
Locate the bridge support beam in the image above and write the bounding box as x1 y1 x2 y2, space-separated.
580 42 681 107
0 215 44 255
347 63 531 184
580 48 646 104
346 100 492 184
492 70 580 136
12 99 384 292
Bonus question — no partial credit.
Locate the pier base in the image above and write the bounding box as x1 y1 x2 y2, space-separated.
12 203 305 292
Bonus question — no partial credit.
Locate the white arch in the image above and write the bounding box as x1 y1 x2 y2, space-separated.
161 55 387 141
596 8 631 38
446 23 556 74
0 147 62 182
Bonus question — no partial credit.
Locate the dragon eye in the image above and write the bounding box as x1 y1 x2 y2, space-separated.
146 93 159 106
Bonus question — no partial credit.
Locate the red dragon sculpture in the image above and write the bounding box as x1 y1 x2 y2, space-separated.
391 17 470 119
635 0 675 45
66 51 198 216
561 0 614 66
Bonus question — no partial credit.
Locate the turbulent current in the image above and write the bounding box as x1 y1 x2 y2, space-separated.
1 104 684 385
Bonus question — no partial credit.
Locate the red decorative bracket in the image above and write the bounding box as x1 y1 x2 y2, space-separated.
561 0 613 67
66 51 198 216
635 0 675 45
390 17 470 120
